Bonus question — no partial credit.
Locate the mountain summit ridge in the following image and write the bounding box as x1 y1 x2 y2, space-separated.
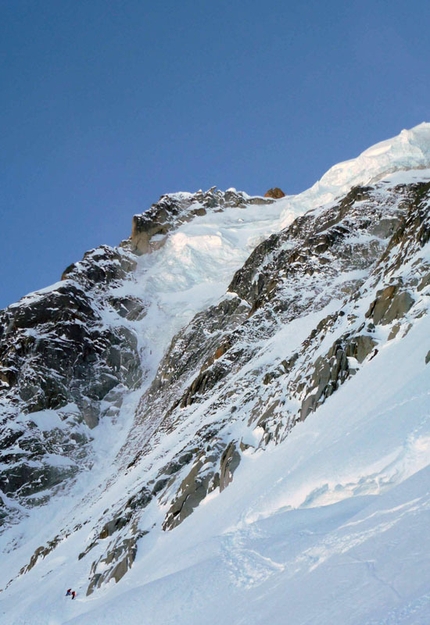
1 125 430 624
278 121 430 226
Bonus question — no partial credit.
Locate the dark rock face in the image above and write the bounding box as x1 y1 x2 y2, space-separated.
366 286 414 325
0 284 140 418
61 245 137 285
162 439 240 530
87 534 139 595
219 442 241 492
299 334 378 420
0 245 143 518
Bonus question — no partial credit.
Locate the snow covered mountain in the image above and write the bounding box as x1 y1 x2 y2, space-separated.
1 123 430 624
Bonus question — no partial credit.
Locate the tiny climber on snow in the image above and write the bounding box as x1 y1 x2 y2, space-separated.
65 589 72 596
71 591 76 600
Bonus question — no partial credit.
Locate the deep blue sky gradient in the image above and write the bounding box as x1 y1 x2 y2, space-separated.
1 0 430 308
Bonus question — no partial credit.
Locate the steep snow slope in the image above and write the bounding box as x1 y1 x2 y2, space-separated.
1 124 430 624
2 306 430 625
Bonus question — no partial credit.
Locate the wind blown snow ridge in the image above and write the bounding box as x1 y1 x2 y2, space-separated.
279 122 430 227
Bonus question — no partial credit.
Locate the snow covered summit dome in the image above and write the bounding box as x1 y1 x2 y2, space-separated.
320 122 430 189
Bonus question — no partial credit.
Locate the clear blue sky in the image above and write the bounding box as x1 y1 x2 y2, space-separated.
1 0 429 309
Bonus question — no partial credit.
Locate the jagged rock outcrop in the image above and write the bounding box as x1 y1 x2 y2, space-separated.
0 245 143 518
264 187 285 199
162 438 241 531
365 285 414 325
130 187 273 254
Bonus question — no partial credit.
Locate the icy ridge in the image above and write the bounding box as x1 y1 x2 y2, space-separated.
279 122 430 227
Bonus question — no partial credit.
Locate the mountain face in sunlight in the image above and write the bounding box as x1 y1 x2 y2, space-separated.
1 124 430 625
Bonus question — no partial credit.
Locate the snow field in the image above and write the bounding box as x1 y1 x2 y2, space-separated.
1 308 429 625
